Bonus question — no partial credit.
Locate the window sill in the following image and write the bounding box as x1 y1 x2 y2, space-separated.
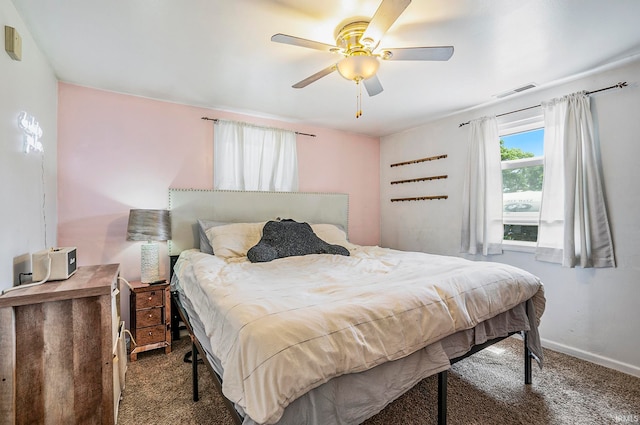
502 240 536 253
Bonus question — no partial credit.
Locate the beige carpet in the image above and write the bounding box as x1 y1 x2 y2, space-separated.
117 337 639 424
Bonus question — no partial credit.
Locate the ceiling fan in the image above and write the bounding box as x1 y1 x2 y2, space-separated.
271 0 454 117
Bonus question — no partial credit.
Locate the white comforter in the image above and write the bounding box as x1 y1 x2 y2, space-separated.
173 247 545 425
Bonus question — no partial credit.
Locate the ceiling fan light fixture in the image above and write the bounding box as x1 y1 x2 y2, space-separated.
336 55 380 82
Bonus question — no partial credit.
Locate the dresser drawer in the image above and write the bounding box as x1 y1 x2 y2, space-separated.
129 281 171 361
135 325 166 346
135 289 164 309
136 307 163 327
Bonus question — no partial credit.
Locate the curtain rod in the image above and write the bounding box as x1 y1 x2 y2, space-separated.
458 81 628 128
201 117 316 138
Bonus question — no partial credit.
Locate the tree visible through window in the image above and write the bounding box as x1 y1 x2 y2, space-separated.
501 128 544 242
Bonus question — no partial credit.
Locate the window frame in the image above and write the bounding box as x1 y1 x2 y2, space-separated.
497 113 545 251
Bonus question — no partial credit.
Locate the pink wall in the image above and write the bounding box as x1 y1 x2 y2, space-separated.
57 83 380 283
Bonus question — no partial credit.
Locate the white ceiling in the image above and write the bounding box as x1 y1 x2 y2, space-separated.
11 0 640 137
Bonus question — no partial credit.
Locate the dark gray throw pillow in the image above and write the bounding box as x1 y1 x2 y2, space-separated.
247 219 350 263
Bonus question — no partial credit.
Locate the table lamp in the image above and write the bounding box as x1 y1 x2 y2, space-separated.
126 209 171 283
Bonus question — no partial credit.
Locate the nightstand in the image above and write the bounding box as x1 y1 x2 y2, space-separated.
129 280 171 361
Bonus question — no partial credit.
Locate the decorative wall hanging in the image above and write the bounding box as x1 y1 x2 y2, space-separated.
18 111 43 153
391 175 447 185
389 153 448 202
390 154 447 168
391 195 448 202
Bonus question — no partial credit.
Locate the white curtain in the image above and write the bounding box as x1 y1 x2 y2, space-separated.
214 120 299 191
536 92 615 267
461 116 503 255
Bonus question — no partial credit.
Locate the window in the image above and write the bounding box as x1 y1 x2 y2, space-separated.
214 120 299 191
499 118 544 244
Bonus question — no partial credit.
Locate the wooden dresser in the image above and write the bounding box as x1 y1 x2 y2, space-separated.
0 264 122 425
128 280 171 361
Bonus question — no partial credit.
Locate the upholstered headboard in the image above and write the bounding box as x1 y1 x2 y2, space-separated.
168 189 349 256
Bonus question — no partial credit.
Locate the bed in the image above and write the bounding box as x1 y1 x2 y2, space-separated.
167 189 545 425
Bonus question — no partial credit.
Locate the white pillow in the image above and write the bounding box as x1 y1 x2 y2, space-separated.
205 222 265 260
197 219 230 255
311 224 357 250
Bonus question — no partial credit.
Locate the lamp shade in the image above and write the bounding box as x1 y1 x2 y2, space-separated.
336 55 380 81
126 209 171 241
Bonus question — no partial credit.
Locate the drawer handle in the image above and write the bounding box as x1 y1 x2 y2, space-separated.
148 313 153 318
148 331 153 336
147 296 153 301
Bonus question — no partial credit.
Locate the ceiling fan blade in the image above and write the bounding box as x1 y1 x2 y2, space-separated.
292 64 337 88
271 33 338 53
364 75 384 96
382 46 454 61
361 0 411 48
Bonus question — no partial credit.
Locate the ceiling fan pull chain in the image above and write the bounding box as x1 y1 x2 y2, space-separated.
356 79 363 119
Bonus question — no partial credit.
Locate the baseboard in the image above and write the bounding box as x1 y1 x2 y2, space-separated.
541 338 640 378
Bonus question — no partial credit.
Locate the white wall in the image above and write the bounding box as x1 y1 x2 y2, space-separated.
0 0 58 291
381 57 640 377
